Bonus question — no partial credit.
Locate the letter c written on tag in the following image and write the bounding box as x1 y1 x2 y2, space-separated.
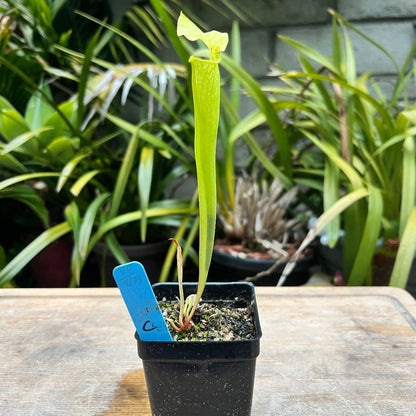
143 320 157 332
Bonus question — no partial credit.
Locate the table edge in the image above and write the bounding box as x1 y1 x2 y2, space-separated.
1 286 415 313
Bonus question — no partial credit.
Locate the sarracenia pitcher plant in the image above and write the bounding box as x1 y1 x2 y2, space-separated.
170 13 228 332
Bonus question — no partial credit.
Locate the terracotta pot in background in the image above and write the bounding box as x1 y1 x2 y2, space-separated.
32 241 73 287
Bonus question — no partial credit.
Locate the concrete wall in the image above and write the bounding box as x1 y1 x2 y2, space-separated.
144 0 416 167
169 0 416 112
182 0 416 72
110 1 416 98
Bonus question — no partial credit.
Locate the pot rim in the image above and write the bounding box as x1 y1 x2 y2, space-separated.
136 282 262 360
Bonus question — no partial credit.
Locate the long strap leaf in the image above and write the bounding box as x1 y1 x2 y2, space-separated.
323 159 340 248
0 184 49 226
277 188 368 286
0 172 60 190
283 72 395 132
220 53 293 180
138 146 155 242
390 207 416 288
88 206 197 252
108 125 140 219
148 0 190 67
400 134 416 238
347 186 383 286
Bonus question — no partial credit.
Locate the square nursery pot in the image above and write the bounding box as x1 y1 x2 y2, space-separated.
135 282 262 416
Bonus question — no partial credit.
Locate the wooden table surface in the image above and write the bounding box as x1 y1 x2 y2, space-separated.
1 286 415 415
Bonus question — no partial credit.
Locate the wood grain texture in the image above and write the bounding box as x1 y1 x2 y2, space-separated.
97 369 150 415
0 286 415 415
253 287 416 415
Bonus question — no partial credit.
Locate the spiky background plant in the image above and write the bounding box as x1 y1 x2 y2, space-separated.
218 175 307 257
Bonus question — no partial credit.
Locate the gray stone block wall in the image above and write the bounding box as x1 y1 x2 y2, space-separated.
110 1 416 83
338 0 416 20
178 0 335 28
127 1 407 118
276 21 415 73
173 0 416 89
109 0 416 123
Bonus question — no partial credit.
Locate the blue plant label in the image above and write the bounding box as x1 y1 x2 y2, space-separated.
113 261 172 342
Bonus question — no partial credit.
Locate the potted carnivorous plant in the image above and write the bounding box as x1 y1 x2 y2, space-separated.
113 13 262 416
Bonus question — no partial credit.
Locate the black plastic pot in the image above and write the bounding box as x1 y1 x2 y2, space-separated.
136 282 262 416
209 247 316 286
